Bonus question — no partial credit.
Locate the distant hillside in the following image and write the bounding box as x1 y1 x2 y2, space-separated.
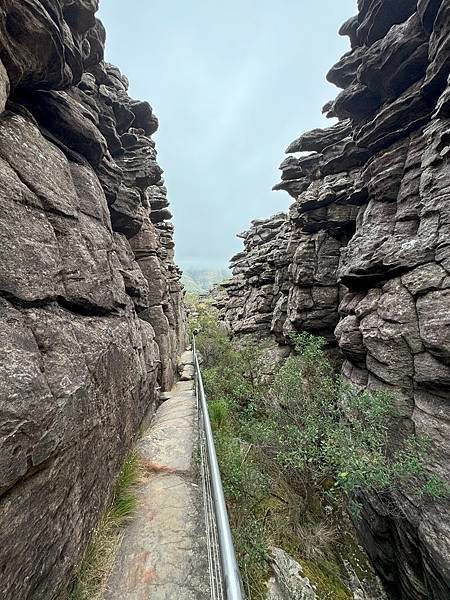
181 272 204 294
181 268 229 293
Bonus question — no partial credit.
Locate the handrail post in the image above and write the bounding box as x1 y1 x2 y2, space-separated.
193 335 244 600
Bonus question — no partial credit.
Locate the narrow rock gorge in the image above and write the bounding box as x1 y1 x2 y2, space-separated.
0 1 185 598
216 1 450 598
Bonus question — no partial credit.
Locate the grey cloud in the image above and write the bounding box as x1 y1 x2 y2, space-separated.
99 0 357 269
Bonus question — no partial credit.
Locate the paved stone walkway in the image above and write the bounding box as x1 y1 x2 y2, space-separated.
104 354 210 600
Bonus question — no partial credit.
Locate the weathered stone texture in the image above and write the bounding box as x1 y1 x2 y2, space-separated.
215 214 291 338
0 1 185 599
218 2 450 598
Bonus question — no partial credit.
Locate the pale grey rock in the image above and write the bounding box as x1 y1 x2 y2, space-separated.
267 547 317 600
180 364 195 381
0 59 9 113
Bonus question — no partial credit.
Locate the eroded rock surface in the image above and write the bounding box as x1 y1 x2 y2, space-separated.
0 2 185 599
215 214 291 339
266 547 317 600
217 2 450 598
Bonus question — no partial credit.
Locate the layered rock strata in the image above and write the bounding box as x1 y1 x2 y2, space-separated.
214 214 291 337
0 2 185 598
218 2 450 598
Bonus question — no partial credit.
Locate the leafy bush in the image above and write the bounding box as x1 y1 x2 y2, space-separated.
267 332 447 509
189 300 233 368
191 306 448 598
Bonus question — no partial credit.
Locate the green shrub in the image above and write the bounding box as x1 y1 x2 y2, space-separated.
268 332 447 509
189 301 233 368
208 397 230 430
189 306 448 599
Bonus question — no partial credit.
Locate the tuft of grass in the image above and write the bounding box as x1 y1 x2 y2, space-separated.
295 521 337 562
70 453 140 600
209 398 230 430
109 453 140 522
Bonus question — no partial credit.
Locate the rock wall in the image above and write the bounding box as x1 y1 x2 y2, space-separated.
217 1 450 598
0 2 185 598
214 214 291 337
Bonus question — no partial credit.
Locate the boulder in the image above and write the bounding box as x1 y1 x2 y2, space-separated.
266 547 317 600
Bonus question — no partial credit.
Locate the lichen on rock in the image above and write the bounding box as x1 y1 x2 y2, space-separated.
267 547 317 600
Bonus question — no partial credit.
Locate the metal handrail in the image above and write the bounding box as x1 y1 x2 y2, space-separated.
192 336 244 600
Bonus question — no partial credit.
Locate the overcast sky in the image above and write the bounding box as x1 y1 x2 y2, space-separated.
99 1 357 269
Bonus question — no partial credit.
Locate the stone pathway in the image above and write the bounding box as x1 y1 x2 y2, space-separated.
104 352 210 600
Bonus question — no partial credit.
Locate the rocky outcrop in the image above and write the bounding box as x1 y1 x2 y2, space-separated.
214 213 291 338
218 1 450 598
0 2 185 599
267 547 317 600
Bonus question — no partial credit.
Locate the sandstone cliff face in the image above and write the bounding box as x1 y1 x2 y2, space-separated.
215 214 291 337
0 2 185 598
217 1 450 598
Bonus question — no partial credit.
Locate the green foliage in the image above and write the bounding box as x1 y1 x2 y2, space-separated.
267 332 446 507
109 453 139 521
190 308 447 599
190 301 233 368
215 433 269 503
418 473 450 499
208 398 230 430
232 515 268 596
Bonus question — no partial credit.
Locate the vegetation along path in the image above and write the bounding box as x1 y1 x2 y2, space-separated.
189 299 448 599
103 351 210 600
